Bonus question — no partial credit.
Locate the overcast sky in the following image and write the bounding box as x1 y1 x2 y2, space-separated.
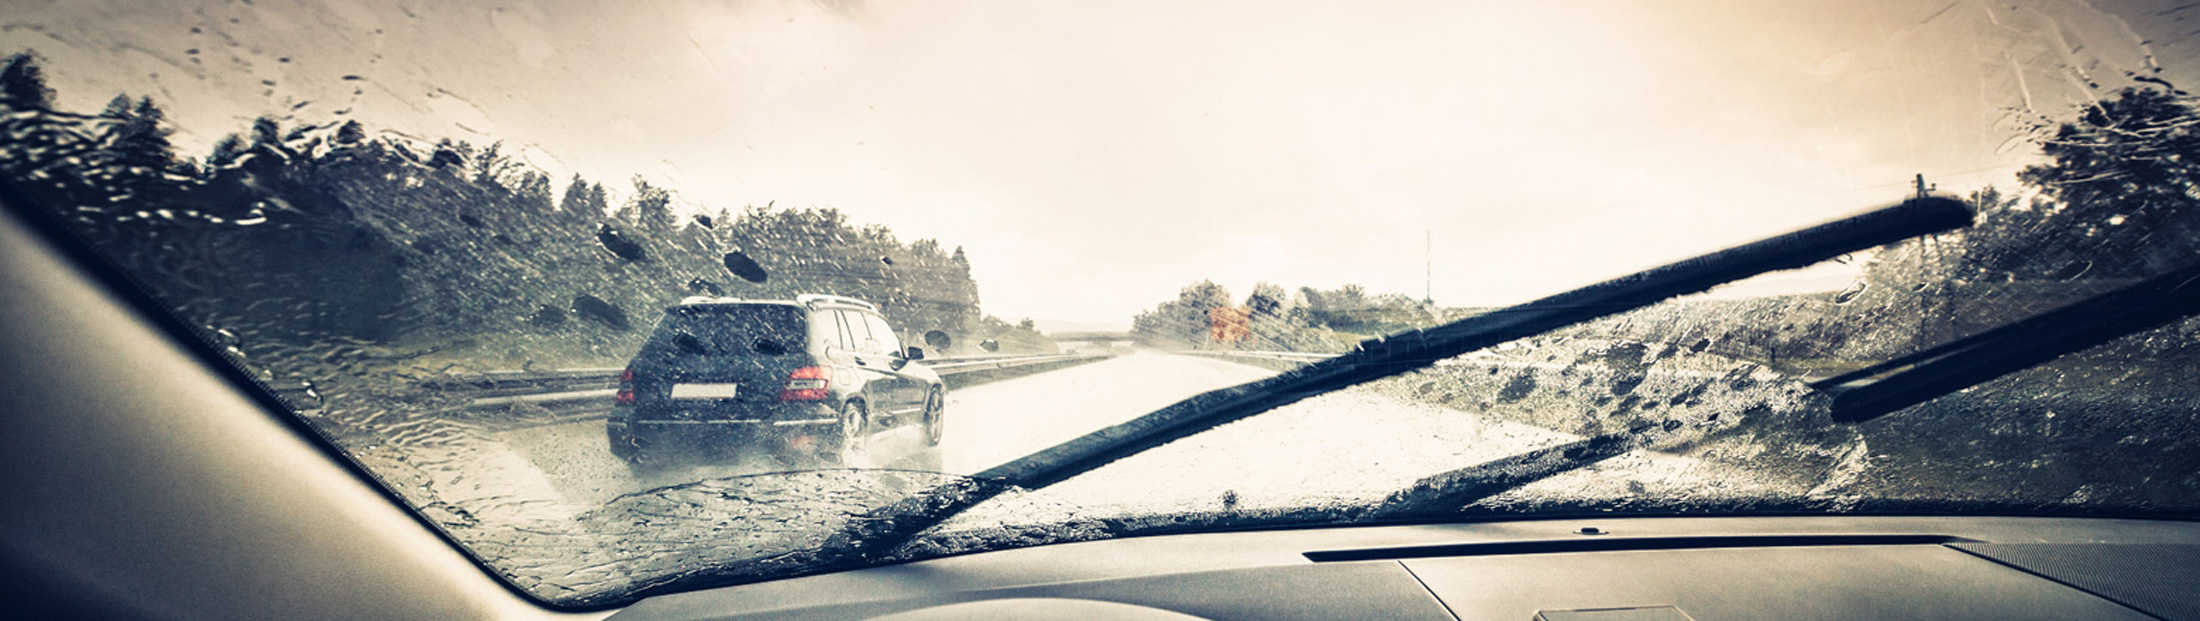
7 0 2194 329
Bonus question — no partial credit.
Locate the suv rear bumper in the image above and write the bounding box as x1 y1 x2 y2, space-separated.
611 401 840 456
628 416 837 427
621 418 834 455
626 400 838 427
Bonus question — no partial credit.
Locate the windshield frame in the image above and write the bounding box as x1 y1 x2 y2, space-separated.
9 1 2200 602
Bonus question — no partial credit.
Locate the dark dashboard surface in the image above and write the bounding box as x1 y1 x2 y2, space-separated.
611 516 2200 620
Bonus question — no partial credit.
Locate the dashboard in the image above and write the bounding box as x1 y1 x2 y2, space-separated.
612 516 2198 620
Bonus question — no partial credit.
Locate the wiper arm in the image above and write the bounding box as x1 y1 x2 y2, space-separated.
800 198 1969 556
1812 261 2200 423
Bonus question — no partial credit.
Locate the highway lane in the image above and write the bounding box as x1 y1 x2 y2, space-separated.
482 350 1280 514
404 348 1825 592
359 346 2183 592
460 349 1783 525
959 365 1788 521
928 350 1276 473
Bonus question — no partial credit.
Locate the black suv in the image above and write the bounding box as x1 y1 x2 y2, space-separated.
607 294 945 467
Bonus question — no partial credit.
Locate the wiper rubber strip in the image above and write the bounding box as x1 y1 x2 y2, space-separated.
804 197 1970 564
1368 430 1642 519
1812 261 2200 423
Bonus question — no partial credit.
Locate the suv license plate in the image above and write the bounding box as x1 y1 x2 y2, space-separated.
670 383 739 399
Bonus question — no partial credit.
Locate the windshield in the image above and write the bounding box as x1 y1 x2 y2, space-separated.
3 0 2198 608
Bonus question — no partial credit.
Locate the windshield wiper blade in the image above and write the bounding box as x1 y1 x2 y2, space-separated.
1367 431 1642 519
1811 261 2200 423
809 197 1970 568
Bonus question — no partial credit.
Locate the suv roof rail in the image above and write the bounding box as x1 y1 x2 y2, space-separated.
796 293 879 311
674 295 787 306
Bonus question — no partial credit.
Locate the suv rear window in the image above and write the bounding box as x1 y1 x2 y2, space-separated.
645 304 806 357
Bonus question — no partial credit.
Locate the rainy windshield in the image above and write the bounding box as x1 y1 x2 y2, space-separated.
4 0 2199 608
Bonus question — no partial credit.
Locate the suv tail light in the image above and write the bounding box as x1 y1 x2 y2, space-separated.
614 368 636 405
779 365 831 401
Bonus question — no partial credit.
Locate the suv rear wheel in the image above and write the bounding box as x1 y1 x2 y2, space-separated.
921 387 944 446
834 399 869 466
609 424 654 471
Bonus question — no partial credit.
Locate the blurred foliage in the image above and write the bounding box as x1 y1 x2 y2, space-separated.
1131 280 1434 352
0 49 1036 377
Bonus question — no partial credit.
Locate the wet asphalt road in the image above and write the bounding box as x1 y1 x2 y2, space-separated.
387 348 2196 600
470 350 1780 523
485 351 1279 512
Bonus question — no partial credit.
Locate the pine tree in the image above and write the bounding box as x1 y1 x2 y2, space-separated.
910 238 942 263
587 182 608 217
469 141 520 190
208 134 246 168
558 173 594 223
113 97 175 171
0 51 56 110
513 171 552 211
100 93 133 119
622 175 674 232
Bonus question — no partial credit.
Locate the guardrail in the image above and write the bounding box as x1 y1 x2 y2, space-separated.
421 367 623 396
1175 349 1338 371
922 353 1099 373
422 352 1112 414
1175 349 1522 371
1177 350 1337 363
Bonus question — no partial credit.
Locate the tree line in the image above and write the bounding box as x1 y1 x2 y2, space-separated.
0 49 1050 377
1131 280 1441 352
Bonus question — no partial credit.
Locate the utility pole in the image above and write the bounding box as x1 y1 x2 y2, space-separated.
1423 229 1433 305
1911 173 1942 349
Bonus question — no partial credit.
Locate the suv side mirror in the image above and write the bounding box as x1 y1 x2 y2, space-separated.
902 346 925 361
